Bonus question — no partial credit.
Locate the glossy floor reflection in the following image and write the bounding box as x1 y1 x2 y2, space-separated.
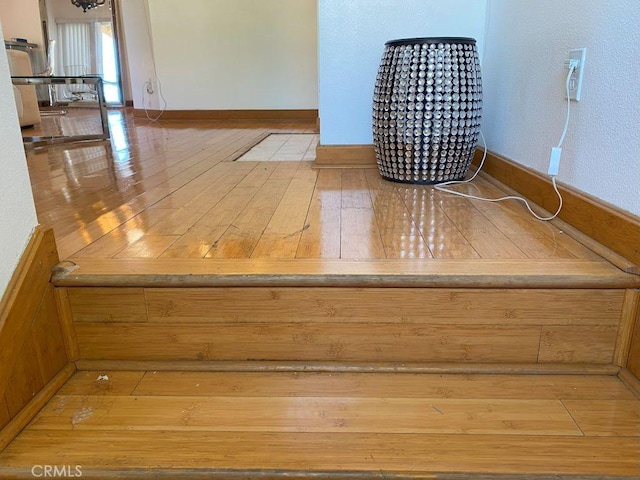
23 110 600 261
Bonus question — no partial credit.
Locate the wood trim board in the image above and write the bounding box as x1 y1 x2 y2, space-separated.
314 144 377 168
0 226 59 397
132 109 318 121
472 149 640 270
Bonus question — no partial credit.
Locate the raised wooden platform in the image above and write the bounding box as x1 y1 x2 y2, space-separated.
6 114 639 478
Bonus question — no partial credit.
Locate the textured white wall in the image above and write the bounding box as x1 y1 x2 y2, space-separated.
318 0 487 145
140 0 318 110
482 0 640 216
0 23 39 297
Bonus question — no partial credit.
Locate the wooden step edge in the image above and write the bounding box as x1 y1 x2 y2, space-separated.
618 368 640 399
51 258 640 289
0 467 629 480
74 360 620 376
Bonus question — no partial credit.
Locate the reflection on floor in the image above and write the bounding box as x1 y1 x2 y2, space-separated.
24 109 599 261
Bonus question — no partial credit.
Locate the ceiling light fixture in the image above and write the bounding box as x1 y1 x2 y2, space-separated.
71 0 106 12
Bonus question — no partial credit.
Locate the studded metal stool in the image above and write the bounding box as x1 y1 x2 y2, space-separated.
372 37 482 184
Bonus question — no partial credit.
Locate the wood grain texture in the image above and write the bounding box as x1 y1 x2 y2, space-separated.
132 109 318 121
0 226 59 398
614 289 640 367
138 287 624 325
2 431 639 476
314 144 377 167
54 288 80 362
68 288 147 323
472 148 640 267
619 368 640 400
626 291 640 380
58 371 145 396
563 399 640 436
31 395 580 436
52 258 640 289
74 360 621 376
0 363 74 452
74 323 542 363
131 371 637 400
538 326 618 364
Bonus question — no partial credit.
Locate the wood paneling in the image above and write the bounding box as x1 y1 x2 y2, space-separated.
53 288 80 362
0 364 75 452
0 226 59 397
0 226 71 451
68 288 147 323
74 322 542 363
314 144 377 167
136 287 624 325
538 326 618 364
473 148 640 268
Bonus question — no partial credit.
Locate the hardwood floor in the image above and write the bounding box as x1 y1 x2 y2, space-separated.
25 109 603 262
11 109 640 479
0 370 638 477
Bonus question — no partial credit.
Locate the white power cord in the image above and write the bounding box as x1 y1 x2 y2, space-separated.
434 65 576 222
141 0 167 122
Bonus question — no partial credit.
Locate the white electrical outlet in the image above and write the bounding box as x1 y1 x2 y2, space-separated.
566 48 586 101
146 79 154 95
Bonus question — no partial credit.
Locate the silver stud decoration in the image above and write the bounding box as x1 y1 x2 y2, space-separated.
373 38 482 184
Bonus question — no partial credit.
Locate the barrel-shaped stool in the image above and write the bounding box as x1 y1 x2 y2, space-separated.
372 37 482 184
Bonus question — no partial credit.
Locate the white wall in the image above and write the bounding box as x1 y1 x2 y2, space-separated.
318 0 487 145
0 0 43 46
122 0 318 111
119 0 158 109
0 22 39 297
482 0 640 217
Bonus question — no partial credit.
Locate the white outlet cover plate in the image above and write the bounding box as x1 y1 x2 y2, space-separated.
568 48 586 101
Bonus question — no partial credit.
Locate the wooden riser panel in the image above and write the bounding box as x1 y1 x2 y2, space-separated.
68 287 624 364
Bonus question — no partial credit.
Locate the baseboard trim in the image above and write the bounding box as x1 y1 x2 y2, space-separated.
618 368 640 399
132 109 318 122
0 226 59 397
474 149 640 270
314 144 377 168
75 360 620 376
0 363 75 452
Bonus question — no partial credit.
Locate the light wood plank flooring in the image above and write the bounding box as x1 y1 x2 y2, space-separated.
1 371 639 477
24 110 604 262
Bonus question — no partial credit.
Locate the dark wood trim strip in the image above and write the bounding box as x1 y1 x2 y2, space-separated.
314 144 377 168
74 360 620 376
0 226 59 398
132 109 318 121
0 363 75 452
52 258 640 289
473 149 640 269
